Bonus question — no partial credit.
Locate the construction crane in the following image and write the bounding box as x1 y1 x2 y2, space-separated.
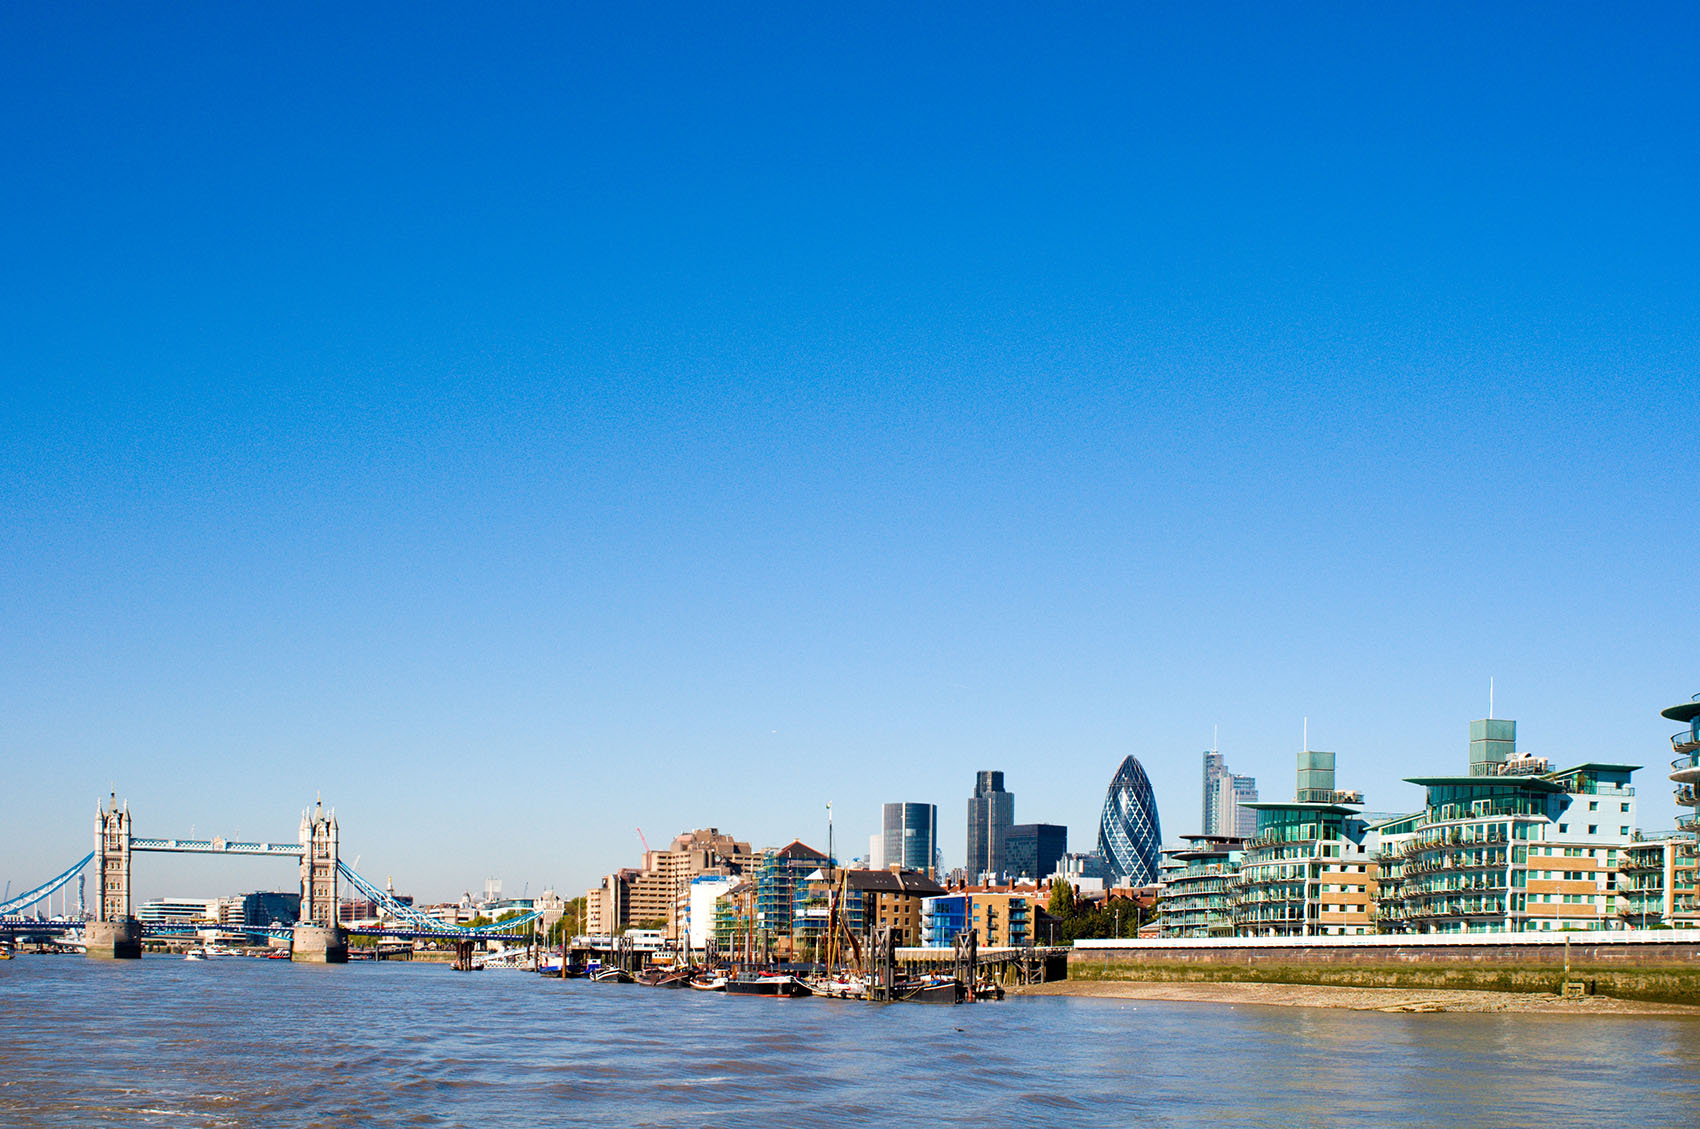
636 828 650 854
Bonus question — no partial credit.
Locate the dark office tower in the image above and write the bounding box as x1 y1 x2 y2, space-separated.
966 770 1015 881
882 802 939 876
1005 823 1068 881
1097 755 1163 886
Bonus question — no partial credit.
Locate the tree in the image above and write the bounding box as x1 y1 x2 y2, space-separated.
548 897 587 945
1047 878 1076 919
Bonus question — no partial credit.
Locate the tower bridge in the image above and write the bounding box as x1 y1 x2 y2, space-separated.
90 792 345 960
1 793 542 964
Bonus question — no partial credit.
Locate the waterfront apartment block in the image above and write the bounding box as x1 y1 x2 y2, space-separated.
1155 835 1244 938
1666 692 1700 925
967 891 1030 948
1375 720 1646 933
1233 800 1378 936
1618 833 1697 926
920 891 1031 949
1221 742 1378 937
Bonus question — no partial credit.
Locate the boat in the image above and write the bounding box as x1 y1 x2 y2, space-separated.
724 971 812 998
184 948 206 961
688 972 728 991
807 973 870 1000
895 975 962 1005
590 967 634 984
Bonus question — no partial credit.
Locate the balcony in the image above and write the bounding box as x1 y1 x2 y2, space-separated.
1674 730 1700 756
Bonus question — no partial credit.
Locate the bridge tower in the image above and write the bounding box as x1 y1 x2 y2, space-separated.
86 792 141 958
291 798 347 963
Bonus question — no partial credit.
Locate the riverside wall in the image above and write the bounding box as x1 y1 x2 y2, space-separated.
1070 932 1700 1005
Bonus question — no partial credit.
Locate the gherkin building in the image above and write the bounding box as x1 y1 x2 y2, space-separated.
1096 755 1162 886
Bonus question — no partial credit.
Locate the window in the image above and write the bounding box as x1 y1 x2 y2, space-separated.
1588 826 1598 835
1620 803 1630 813
1589 801 1598 811
1621 827 1630 836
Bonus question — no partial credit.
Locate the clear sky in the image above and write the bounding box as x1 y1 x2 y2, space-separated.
3 5 1697 905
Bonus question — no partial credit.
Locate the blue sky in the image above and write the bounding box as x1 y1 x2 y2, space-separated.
3 5 1697 904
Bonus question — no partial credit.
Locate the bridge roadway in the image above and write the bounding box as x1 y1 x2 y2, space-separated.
129 838 303 857
1 919 534 943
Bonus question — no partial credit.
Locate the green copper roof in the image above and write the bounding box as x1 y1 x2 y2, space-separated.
1662 699 1700 723
1242 800 1360 814
1404 775 1568 792
1546 762 1641 776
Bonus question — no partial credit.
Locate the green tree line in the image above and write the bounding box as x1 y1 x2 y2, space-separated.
1044 878 1146 942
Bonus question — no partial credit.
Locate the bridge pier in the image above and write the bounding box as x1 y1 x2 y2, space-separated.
290 924 348 964
85 918 142 959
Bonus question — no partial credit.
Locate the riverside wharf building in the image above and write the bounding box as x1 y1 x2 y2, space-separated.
794 867 945 951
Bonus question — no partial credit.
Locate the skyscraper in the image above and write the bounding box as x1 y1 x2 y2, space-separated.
1202 750 1227 835
966 770 1015 880
1203 748 1257 837
882 802 938 876
1097 755 1162 886
1005 823 1067 881
1218 772 1259 838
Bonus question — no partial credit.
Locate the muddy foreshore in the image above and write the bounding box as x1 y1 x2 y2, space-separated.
1014 978 1700 1015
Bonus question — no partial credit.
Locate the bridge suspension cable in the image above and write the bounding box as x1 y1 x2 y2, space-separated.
336 860 543 935
0 852 94 917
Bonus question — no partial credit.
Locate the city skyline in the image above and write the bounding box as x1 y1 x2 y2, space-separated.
7 699 1687 905
4 6 1697 903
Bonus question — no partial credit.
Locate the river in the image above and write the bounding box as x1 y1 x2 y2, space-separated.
2 956 1696 1127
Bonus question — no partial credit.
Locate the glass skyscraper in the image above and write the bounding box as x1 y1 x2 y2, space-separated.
1005 823 1067 881
1201 750 1226 837
882 802 938 876
1097 755 1162 886
966 770 1014 880
1203 748 1257 837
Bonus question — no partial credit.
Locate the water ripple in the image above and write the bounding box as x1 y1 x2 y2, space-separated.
3 957 1699 1127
